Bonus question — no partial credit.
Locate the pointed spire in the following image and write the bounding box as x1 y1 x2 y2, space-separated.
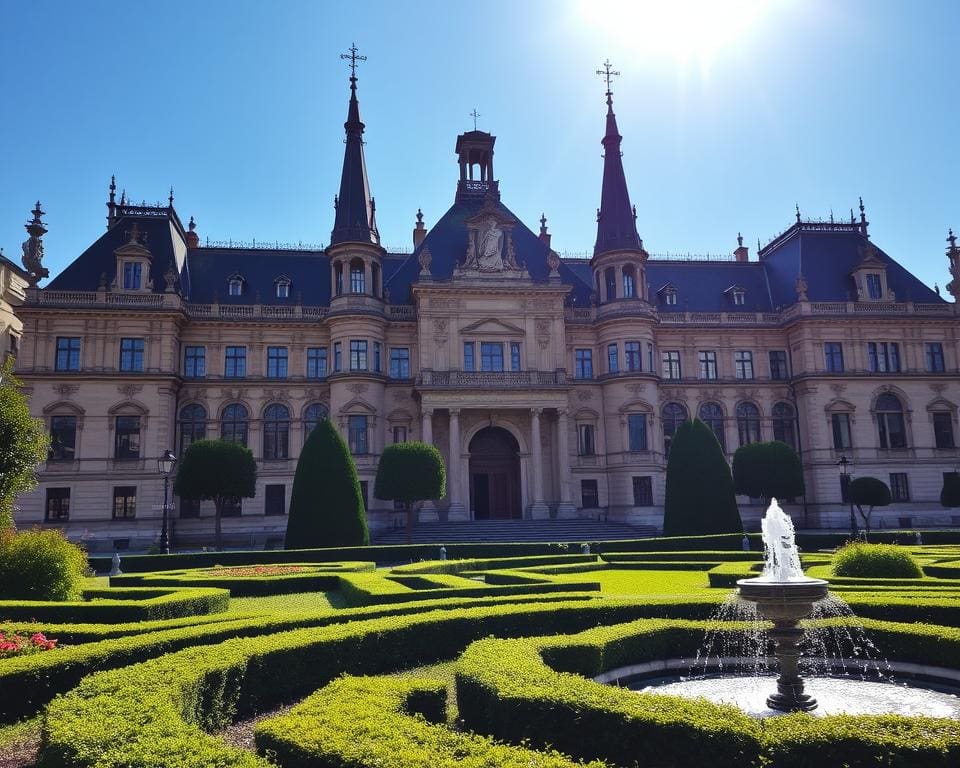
330 43 379 247
593 59 641 257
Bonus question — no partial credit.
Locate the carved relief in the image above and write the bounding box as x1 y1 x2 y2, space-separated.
457 197 525 274
53 384 79 398
577 390 594 402
347 383 369 395
930 382 948 394
830 383 847 395
117 384 143 398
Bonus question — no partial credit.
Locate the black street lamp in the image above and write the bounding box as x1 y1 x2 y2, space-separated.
158 449 177 554
836 454 858 537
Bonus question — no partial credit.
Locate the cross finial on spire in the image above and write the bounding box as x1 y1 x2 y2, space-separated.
340 42 366 85
470 109 481 130
596 58 620 106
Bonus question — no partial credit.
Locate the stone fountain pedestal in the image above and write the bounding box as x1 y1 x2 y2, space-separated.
737 578 829 712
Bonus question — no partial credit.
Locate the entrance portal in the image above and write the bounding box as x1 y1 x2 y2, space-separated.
469 426 521 520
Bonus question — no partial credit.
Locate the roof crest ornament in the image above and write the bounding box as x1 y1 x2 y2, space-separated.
596 58 620 109
470 109 481 131
21 200 50 285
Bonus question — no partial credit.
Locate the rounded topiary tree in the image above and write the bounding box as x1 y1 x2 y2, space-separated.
941 473 960 509
375 442 446 543
0 528 88 601
833 541 922 578
732 441 805 504
847 476 891 538
173 439 257 551
286 418 368 549
663 418 742 536
0 360 49 530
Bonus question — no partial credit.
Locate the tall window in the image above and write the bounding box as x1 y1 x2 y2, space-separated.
373 341 382 373
736 402 762 446
184 346 205 378
581 479 599 508
868 342 900 373
732 288 746 306
664 289 678 306
661 402 688 456
824 342 844 373
350 340 368 371
510 342 522 372
772 402 796 448
623 265 636 298
607 343 619 374
55 337 81 371
647 343 654 373
350 261 365 293
769 350 789 380
225 346 247 378
627 413 647 451
276 280 290 299
228 277 243 296
734 350 754 380
390 348 410 378
112 487 137 519
632 476 653 506
114 416 141 459
934 412 955 449
178 404 207 455
334 342 342 372
335 263 343 296
866 273 883 299
625 341 641 372
307 347 328 378
661 351 681 380
392 425 408 443
263 404 290 459
303 403 329 441
831 413 853 450
48 416 77 461
122 262 142 290
575 349 593 379
221 404 249 446
119 338 144 372
265 485 286 516
45 488 70 521
267 346 288 379
699 402 725 451
578 423 596 456
876 393 907 449
464 342 475 372
889 473 910 501
698 351 717 380
480 342 504 372
926 343 946 373
604 267 616 299
349 415 369 454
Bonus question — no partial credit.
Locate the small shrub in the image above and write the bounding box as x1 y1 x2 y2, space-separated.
0 528 88 601
833 542 923 578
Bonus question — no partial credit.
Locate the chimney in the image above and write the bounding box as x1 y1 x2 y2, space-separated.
413 208 427 248
734 232 749 262
185 216 200 248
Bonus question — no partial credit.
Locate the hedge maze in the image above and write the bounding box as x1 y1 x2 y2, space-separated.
4 535 960 767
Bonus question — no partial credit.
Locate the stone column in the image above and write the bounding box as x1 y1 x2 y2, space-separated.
529 408 550 518
420 408 436 520
556 408 576 517
448 409 466 520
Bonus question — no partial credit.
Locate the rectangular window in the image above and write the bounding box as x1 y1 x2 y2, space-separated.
373 342 382 373
179 498 201 518
647 343 654 373
661 351 681 380
392 425 408 443
390 348 410 379
119 338 144 372
265 484 286 516
866 273 883 299
889 472 910 502
934 412 955 449
45 488 70 521
926 343 946 373
122 262 142 290
511 342 521 372
831 413 852 450
575 349 593 379
307 347 328 378
184 346 205 378
334 342 342 372
769 350 789 380
578 424 596 456
267 346 288 378
625 341 642 372
824 342 844 373
628 413 647 451
581 479 599 509
734 350 754 380
48 416 77 461
350 266 365 294
114 416 141 460
632 476 653 506
349 340 368 371
480 342 504 372
868 342 900 373
698 350 717 380
225 346 247 378
607 343 619 374
349 415 369 455
463 342 475 372
221 497 242 517
112 486 137 519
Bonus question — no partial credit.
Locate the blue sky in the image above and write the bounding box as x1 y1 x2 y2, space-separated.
1 0 957 291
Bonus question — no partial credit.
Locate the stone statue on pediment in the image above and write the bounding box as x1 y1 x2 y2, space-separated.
477 217 504 271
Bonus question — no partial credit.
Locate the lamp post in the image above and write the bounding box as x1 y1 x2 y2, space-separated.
836 454 857 537
158 449 177 554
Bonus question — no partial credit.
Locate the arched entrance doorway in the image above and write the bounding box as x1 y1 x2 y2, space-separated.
469 426 521 520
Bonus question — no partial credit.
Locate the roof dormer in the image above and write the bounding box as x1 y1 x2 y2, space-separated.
274 274 292 299
657 282 679 306
724 284 747 306
227 272 246 297
113 222 153 292
850 242 890 301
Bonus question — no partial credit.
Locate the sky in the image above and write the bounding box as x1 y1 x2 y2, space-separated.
0 0 957 291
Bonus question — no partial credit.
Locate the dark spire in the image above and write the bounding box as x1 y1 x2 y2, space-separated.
593 59 641 257
330 43 380 247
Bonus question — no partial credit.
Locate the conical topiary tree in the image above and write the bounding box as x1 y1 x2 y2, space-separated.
285 418 369 549
663 418 743 536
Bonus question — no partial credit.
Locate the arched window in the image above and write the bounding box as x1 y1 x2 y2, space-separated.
179 404 206 455
334 262 344 296
303 403 329 443
876 393 907 449
371 262 381 298
623 264 636 299
661 402 688 457
772 402 796 448
698 402 726 451
350 258 365 294
221 403 248 447
604 266 617 300
736 402 762 446
263 404 290 460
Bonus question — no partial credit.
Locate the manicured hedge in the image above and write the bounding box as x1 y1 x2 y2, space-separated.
0 586 229 623
0 612 257 645
602 551 762 563
390 553 597 574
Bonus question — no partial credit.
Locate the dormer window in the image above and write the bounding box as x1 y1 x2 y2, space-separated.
665 290 677 306
851 243 889 302
122 262 142 290
227 274 245 297
724 284 746 306
866 273 882 299
274 275 291 299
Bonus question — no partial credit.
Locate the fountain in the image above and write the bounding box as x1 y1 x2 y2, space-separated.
736 498 828 712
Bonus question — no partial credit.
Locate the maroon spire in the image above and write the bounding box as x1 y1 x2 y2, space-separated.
594 60 641 257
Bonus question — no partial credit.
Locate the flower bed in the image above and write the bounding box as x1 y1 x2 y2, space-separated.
204 565 313 578
0 630 57 657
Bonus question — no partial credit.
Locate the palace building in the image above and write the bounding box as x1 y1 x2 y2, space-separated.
10 62 960 550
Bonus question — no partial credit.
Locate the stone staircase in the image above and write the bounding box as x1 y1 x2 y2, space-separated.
372 518 658 544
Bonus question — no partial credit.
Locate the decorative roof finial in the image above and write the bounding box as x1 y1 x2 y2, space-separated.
859 196 869 237
948 228 957 251
188 215 196 232
539 213 548 235
737 232 743 248
830 208 834 224
340 42 366 90
120 189 126 206
850 208 855 224
21 200 49 285
470 109 481 131
168 186 174 207
795 203 801 223
757 237 762 255
109 175 116 202
596 58 620 110
416 208 423 225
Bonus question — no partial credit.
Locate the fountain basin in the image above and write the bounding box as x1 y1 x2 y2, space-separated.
736 577 829 621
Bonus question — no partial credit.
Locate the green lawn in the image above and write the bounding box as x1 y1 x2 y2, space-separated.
227 589 347 615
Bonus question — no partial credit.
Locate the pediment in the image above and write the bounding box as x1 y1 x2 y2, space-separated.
459 317 525 336
927 397 958 413
824 397 856 413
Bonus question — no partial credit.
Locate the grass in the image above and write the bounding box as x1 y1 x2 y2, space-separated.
227 589 348 615
552 568 714 596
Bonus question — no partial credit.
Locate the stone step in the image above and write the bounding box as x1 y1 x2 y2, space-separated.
372 519 657 545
